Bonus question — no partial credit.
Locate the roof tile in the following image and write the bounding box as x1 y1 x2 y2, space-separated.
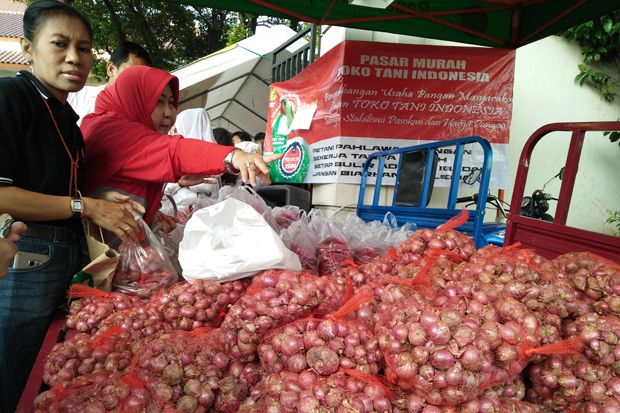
0 0 26 14
0 12 22 38
0 49 27 65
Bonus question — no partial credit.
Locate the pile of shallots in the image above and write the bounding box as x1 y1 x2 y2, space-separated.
34 211 619 412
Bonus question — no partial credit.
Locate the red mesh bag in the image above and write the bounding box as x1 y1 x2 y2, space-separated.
376 290 580 405
481 375 526 401
526 354 620 412
312 271 354 318
221 270 340 360
212 359 262 413
395 210 476 264
131 328 220 410
353 284 428 331
553 251 620 317
146 279 249 331
43 326 135 386
353 252 406 286
563 313 620 369
66 285 142 334
33 371 158 413
239 370 405 413
257 315 382 376
436 248 588 348
95 304 171 342
328 252 447 331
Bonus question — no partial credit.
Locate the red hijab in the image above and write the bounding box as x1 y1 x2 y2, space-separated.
81 65 179 194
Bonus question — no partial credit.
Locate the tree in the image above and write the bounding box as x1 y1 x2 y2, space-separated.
561 11 620 149
22 1 302 79
560 11 620 103
226 12 302 46
69 1 233 79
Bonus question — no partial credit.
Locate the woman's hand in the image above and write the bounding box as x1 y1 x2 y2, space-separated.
100 191 146 215
152 211 178 234
178 175 208 187
230 150 283 187
82 197 141 240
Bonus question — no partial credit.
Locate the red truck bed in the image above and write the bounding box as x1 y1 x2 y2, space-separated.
15 312 66 413
504 122 620 261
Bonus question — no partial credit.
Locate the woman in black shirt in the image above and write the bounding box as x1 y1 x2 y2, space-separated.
0 2 140 410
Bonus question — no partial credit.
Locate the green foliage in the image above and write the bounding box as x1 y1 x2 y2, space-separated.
23 1 302 79
226 13 302 46
604 130 620 148
68 1 231 79
606 209 620 237
560 11 620 103
226 14 253 46
574 63 619 103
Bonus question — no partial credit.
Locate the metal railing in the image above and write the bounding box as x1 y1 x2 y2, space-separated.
272 24 319 83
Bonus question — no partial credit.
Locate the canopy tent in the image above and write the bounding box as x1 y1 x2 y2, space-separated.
169 0 618 49
173 25 304 135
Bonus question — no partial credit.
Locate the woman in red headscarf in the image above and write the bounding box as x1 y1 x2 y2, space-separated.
81 65 280 226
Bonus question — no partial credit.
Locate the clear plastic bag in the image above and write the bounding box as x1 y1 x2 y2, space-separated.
272 205 306 230
113 218 179 299
308 210 353 276
341 212 414 265
279 219 319 274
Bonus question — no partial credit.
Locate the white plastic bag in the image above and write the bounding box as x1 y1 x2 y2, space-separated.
179 197 301 282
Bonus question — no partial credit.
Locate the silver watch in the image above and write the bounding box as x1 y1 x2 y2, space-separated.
71 197 84 216
223 151 240 175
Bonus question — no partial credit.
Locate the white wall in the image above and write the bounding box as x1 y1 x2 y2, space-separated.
312 27 620 235
509 36 619 235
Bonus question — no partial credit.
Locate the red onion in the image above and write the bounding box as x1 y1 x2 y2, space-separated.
430 349 455 370
429 323 451 345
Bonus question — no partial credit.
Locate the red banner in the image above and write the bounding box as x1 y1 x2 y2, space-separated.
265 40 515 187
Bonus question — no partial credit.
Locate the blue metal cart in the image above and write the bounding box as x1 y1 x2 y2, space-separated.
356 136 498 248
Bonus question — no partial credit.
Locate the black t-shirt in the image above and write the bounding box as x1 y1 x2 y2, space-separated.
0 71 85 229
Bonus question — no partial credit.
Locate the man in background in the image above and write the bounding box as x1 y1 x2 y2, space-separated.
68 41 152 125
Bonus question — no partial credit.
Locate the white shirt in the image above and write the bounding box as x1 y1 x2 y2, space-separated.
164 109 218 206
67 84 106 126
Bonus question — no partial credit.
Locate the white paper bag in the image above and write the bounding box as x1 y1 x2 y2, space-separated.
179 197 301 282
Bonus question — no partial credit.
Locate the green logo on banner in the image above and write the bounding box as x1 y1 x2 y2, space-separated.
270 137 309 183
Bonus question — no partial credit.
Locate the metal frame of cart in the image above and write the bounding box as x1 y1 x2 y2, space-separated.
356 136 494 249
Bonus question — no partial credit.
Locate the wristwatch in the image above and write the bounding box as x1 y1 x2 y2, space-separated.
70 193 84 216
223 150 240 175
